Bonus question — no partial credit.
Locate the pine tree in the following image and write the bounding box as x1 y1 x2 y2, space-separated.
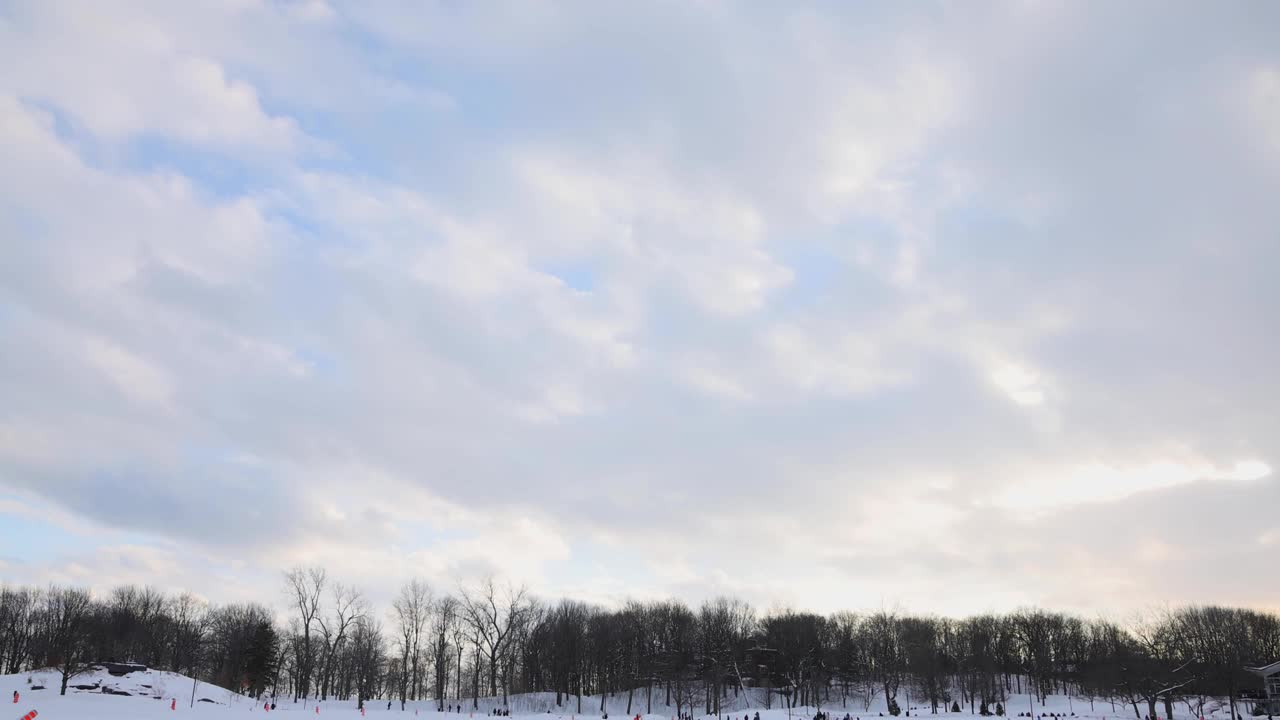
243 620 279 698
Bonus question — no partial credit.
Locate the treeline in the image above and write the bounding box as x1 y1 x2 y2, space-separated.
0 585 277 697
2 572 1278 718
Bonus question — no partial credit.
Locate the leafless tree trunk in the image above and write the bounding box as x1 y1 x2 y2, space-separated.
318 583 366 701
459 577 532 700
45 587 93 695
394 579 432 704
283 567 325 701
432 595 460 707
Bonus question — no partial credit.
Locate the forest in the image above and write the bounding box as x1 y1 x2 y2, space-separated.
1 570 1277 717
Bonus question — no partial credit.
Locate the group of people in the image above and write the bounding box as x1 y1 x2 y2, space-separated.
807 712 864 720
434 705 511 715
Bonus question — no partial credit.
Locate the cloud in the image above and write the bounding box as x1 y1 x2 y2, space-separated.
988 361 1047 407
1 1 1278 617
0 2 305 154
1245 66 1280 157
993 458 1273 512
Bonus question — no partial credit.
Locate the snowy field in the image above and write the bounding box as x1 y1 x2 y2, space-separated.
0 668 1256 720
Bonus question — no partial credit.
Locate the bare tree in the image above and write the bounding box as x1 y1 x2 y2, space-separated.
318 582 367 701
0 586 42 675
284 567 326 701
459 577 533 701
862 610 905 715
451 606 469 703
43 586 94 695
167 592 209 679
431 595 460 707
351 616 387 711
1169 606 1253 720
393 579 432 708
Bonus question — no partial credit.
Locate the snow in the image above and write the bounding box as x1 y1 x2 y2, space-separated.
0 670 1253 720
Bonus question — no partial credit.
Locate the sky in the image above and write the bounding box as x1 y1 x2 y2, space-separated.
1 0 1279 619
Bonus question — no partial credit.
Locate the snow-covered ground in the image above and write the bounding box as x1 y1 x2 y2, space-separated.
0 670 1255 720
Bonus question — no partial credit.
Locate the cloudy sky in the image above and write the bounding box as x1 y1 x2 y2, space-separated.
2 0 1279 618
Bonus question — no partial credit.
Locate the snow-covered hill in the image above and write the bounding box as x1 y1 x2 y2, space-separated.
0 669 1255 720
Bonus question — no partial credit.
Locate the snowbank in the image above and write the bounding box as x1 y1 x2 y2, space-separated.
0 672 1254 720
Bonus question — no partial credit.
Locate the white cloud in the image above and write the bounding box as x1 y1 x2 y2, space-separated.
1245 66 1280 156
82 336 175 408
511 149 792 316
2 0 1279 616
765 324 913 395
0 3 305 153
677 363 754 402
989 361 1046 407
994 458 1272 511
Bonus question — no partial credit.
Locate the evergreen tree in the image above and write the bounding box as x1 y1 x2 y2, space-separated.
243 620 279 698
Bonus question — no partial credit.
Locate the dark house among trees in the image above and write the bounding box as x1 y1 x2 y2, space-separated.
1249 662 1280 714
